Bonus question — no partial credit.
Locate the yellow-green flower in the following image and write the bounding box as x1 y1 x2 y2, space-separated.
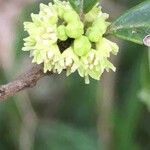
43 44 61 73
22 1 119 84
96 38 119 58
78 37 119 84
55 47 80 76
78 49 102 84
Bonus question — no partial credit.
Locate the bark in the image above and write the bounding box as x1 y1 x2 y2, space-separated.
0 64 51 101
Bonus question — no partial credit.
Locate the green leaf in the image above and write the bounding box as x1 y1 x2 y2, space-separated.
109 0 150 45
68 0 80 13
68 0 99 14
83 0 100 13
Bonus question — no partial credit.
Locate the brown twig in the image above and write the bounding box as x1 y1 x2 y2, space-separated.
0 64 50 101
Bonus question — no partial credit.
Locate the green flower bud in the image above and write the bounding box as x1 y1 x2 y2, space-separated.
89 31 101 42
63 10 79 23
57 25 68 41
93 18 109 34
86 27 102 42
73 36 91 56
65 21 84 38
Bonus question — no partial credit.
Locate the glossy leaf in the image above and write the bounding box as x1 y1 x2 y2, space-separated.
83 0 100 13
68 0 100 14
109 0 150 45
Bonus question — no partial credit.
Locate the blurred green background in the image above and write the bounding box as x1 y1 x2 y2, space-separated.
0 0 149 150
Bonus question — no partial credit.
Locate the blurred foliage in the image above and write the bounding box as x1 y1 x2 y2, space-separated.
57 74 98 128
139 50 150 111
0 0 149 150
34 122 99 150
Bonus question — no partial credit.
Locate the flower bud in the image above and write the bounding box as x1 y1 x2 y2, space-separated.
63 10 79 23
57 25 68 41
86 27 102 42
65 21 84 38
73 36 91 56
93 18 109 34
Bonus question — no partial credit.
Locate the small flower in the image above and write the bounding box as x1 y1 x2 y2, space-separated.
22 36 36 51
55 47 80 76
39 3 58 25
78 37 118 84
32 49 47 64
43 44 61 73
96 38 119 58
53 0 70 19
78 49 102 84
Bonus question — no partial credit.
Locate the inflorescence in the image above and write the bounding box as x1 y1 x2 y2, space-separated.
22 0 119 84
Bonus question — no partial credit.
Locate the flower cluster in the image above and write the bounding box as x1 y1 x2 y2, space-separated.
22 0 119 84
